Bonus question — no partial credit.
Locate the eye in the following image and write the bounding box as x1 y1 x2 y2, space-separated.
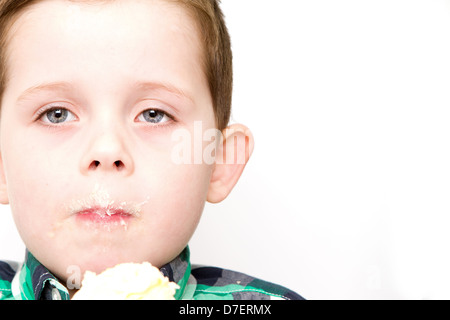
39 107 77 124
137 109 172 124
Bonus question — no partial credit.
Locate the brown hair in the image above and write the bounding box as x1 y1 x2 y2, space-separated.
0 0 232 130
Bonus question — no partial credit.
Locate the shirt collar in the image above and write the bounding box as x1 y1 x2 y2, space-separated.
12 247 192 300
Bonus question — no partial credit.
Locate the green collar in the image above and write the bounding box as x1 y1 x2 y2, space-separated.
11 247 192 300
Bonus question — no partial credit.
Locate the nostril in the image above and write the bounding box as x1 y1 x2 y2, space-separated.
87 160 125 171
114 160 125 171
89 161 100 170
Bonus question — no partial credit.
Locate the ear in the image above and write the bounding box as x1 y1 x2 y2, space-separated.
207 124 254 204
0 151 9 205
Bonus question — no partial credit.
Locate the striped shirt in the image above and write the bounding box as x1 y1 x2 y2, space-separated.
0 247 303 300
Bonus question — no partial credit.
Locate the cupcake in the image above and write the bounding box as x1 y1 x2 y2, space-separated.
72 262 179 300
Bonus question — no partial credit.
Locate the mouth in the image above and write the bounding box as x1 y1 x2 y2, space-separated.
76 206 134 224
67 183 147 230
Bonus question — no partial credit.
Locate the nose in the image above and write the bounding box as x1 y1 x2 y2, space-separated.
80 126 134 176
88 160 125 171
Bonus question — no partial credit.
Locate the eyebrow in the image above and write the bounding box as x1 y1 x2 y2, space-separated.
16 81 195 105
134 81 195 105
16 81 74 104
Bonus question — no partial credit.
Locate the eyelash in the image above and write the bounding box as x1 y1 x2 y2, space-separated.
35 105 76 124
136 109 176 125
34 106 176 126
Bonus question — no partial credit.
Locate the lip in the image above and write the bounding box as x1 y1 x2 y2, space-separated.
76 206 133 224
67 184 147 230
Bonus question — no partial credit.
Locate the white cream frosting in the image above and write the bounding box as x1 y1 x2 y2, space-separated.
72 262 179 300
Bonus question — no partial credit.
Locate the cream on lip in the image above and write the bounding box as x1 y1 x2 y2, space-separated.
67 183 148 218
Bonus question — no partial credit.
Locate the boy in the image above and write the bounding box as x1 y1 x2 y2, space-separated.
0 0 302 300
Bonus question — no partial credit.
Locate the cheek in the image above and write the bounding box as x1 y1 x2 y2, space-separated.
1 132 73 240
153 162 212 217
7 166 58 250
5 146 58 208
141 162 212 236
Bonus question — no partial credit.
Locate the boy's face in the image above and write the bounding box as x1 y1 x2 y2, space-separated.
0 0 217 281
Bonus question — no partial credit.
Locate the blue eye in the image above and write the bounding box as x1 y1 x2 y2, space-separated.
40 108 77 124
137 109 171 124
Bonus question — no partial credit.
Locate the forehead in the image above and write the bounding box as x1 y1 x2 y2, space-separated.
4 0 207 102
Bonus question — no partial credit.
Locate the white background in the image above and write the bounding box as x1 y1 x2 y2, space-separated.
2 0 450 299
